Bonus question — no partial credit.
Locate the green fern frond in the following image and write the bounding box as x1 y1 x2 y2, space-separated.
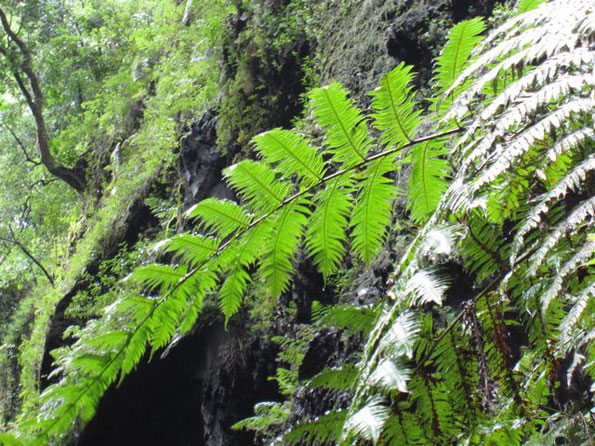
516 0 546 14
351 156 398 264
309 83 372 166
160 234 219 266
260 197 310 298
306 173 354 279
187 198 250 238
253 128 325 185
435 17 486 92
311 301 380 335
218 222 272 324
232 401 290 431
284 410 346 445
129 263 187 293
0 433 26 445
224 160 290 211
370 63 421 147
307 363 359 392
408 138 449 222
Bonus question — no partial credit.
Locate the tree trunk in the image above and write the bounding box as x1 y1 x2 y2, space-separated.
0 7 86 195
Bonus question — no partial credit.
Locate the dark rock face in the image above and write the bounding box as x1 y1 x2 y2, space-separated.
179 110 233 210
77 326 279 446
386 0 500 85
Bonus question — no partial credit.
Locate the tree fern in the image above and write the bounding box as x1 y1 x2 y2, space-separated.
341 2 595 444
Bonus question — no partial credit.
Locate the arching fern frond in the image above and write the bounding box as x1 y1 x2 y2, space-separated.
351 156 398 264
370 62 421 147
306 174 354 279
309 83 371 166
187 198 251 238
253 128 325 185
435 17 486 93
224 160 290 211
260 197 310 298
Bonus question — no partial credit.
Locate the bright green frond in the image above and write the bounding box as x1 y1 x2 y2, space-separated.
370 63 421 147
306 173 354 279
224 160 290 211
253 128 325 185
516 0 546 14
408 138 449 222
435 17 485 92
307 363 359 391
129 263 187 293
160 234 219 266
260 197 310 298
309 83 372 167
218 222 272 325
187 198 250 238
351 156 398 264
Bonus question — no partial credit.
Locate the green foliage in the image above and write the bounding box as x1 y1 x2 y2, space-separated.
3 1 593 445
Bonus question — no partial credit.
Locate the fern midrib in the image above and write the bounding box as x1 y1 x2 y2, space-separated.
449 22 468 89
322 88 365 161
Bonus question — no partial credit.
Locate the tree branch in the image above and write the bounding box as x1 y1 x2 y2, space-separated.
0 226 55 286
0 119 40 165
0 7 86 195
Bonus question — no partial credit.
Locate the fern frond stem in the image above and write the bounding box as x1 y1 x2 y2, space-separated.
392 406 411 446
483 292 525 413
35 127 465 441
242 127 465 239
422 371 442 440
